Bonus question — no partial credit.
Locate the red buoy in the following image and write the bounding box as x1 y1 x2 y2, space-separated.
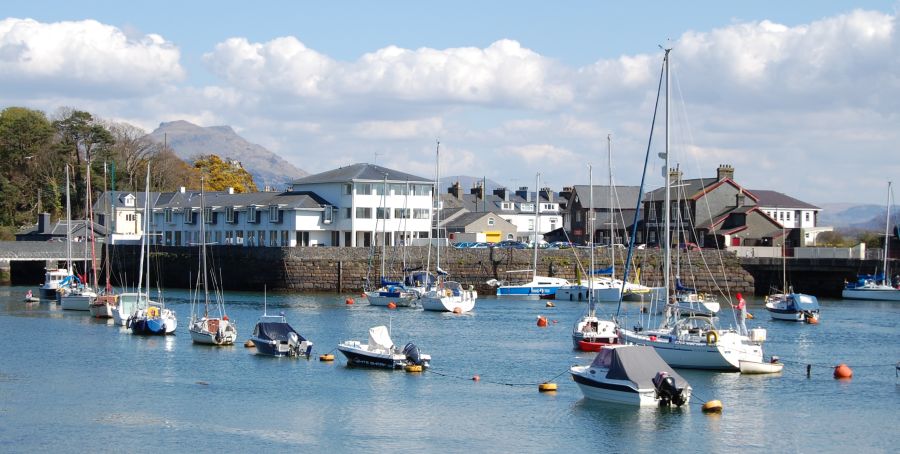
834 363 853 379
536 316 548 327
345 298 354 305
387 302 397 309
452 307 462 314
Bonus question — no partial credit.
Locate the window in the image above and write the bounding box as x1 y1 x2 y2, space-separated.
356 207 372 219
786 212 791 221
357 183 373 195
331 231 340 246
394 208 410 219
343 183 352 195
203 207 213 224
323 206 333 224
164 208 172 223
281 230 289 246
248 206 258 223
375 184 387 196
805 212 810 222
575 211 583 222
501 202 514 211
225 207 235 223
521 203 534 212
184 210 195 224
268 205 280 223
528 219 534 231
550 218 557 230
391 184 408 195
412 184 431 196
488 217 495 226
413 208 430 219
270 230 278 246
344 207 352 219
376 207 391 219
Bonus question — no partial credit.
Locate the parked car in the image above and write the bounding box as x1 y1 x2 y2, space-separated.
546 241 574 249
496 240 527 249
453 242 474 249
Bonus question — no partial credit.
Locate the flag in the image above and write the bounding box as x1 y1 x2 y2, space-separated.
736 292 746 311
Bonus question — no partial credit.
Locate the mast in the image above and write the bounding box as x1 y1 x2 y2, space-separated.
884 181 893 283
379 174 388 283
65 165 72 273
608 134 614 281
435 141 442 278
200 176 209 316
588 165 594 316
103 162 111 293
781 206 787 293
532 172 540 281
86 160 98 288
663 47 672 307
143 163 151 299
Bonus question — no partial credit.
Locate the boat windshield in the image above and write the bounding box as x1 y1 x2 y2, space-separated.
590 348 614 368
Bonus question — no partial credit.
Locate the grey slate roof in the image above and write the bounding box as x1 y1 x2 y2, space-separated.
571 185 641 210
749 189 820 210
17 220 108 237
291 163 432 185
440 192 560 215
153 190 333 211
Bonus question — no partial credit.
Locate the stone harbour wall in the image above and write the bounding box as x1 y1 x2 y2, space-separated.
110 245 755 295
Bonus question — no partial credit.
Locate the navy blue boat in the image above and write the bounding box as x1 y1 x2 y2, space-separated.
250 314 313 357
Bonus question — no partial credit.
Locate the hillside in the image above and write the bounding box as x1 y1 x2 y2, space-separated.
147 121 307 190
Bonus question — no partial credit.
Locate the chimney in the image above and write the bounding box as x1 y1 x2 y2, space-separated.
539 187 554 202
736 188 746 207
493 187 510 201
559 186 573 201
668 168 683 185
470 182 485 199
179 186 186 193
38 213 50 233
448 181 464 199
227 187 235 194
717 164 734 181
516 186 531 202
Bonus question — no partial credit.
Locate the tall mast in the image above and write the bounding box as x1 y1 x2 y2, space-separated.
103 162 111 293
532 172 540 281
144 163 151 298
885 181 893 283
380 174 388 282
608 134 614 280
663 47 672 306
200 177 209 316
434 140 441 277
65 166 72 273
588 165 594 316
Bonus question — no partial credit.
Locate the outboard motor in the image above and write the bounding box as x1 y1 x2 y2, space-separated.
653 371 688 407
403 342 423 366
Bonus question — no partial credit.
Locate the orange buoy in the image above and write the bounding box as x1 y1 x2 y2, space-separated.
745 312 754 320
319 354 335 362
806 314 819 325
538 382 557 392
536 316 548 327
345 298 354 305
702 400 723 413
404 364 423 373
387 302 397 309
471 375 480 382
243 339 255 348
545 301 555 308
452 307 462 314
834 363 853 379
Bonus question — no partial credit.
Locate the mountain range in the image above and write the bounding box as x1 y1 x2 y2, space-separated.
146 120 308 190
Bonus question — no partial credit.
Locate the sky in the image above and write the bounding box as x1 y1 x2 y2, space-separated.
2 1 899 205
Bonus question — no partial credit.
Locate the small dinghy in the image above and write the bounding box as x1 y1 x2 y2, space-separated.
739 357 784 374
24 290 39 303
337 325 430 369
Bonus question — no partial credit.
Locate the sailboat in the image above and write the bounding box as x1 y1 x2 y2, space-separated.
40 166 73 301
366 177 420 307
419 140 478 313
189 178 238 345
571 164 618 351
112 169 152 326
91 163 120 318
61 162 99 311
842 181 900 301
616 48 766 371
494 172 570 298
765 224 820 321
128 164 177 335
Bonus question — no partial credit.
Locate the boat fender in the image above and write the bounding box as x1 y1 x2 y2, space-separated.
126 316 133 328
444 289 452 297
706 330 718 345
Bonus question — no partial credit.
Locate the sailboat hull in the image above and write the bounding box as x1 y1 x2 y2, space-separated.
60 291 96 311
366 292 418 307
420 292 477 313
189 318 237 345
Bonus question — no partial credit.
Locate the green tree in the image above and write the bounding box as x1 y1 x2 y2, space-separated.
192 155 257 193
52 109 114 218
0 107 55 225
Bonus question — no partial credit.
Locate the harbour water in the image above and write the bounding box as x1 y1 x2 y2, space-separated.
0 286 897 453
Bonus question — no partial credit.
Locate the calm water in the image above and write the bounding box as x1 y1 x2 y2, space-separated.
0 286 897 453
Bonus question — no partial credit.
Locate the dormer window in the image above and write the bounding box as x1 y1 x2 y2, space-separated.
501 202 514 211
122 194 135 207
521 203 534 212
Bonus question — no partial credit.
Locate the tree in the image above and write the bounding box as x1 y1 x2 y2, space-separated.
52 109 114 218
816 231 845 247
0 107 55 225
192 155 258 193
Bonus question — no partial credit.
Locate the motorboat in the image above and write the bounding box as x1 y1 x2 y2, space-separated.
765 291 820 322
129 303 177 335
494 275 571 298
739 357 784 374
572 314 618 351
250 313 313 358
39 267 72 300
570 344 692 407
419 281 477 313
113 292 152 326
337 325 430 369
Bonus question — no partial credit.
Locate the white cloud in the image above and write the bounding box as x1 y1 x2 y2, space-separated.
352 117 443 140
0 18 184 97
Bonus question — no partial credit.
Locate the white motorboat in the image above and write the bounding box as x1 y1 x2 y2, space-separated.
250 313 313 358
570 344 691 407
337 325 430 369
113 292 152 326
39 267 72 300
765 292 820 322
739 357 784 374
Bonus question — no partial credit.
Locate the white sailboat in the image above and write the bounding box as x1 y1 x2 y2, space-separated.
842 181 900 301
617 48 766 371
112 166 153 326
765 224 821 321
61 162 99 311
189 177 238 345
366 177 419 307
41 166 73 301
420 140 477 313
91 163 120 318
494 173 570 298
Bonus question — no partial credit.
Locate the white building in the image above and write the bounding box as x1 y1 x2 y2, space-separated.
441 183 564 243
751 189 831 246
94 163 435 248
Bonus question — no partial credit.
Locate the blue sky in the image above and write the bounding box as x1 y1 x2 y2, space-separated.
3 1 899 205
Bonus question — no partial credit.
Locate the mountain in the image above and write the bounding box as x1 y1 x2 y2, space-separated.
818 203 885 230
147 120 308 190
